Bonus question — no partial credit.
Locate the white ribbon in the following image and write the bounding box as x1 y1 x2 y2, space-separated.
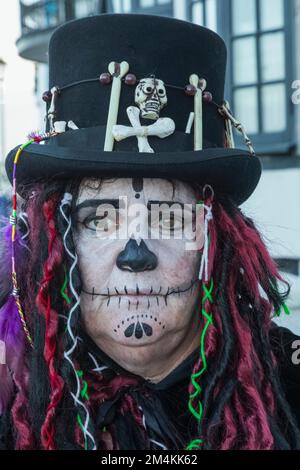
198 204 213 282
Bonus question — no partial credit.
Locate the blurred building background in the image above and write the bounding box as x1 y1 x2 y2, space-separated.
0 0 299 331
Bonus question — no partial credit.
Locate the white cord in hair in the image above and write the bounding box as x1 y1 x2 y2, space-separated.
61 192 73 205
19 212 30 240
59 193 97 450
198 204 213 282
88 352 109 373
12 211 31 252
77 336 109 373
138 405 168 450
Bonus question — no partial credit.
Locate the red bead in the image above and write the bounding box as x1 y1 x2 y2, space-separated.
124 73 137 85
42 90 52 102
184 84 196 96
203 91 213 103
99 72 112 85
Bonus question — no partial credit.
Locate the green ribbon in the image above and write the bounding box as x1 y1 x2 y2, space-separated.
60 266 71 305
275 302 291 317
76 370 90 449
185 278 214 450
76 414 88 451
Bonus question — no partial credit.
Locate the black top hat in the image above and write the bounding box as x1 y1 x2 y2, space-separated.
5 13 261 205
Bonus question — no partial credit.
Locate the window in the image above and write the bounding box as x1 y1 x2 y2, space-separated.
219 0 294 154
108 0 173 15
188 0 217 32
274 258 300 277
74 0 100 18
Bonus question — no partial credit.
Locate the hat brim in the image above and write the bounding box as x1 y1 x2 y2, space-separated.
5 136 261 206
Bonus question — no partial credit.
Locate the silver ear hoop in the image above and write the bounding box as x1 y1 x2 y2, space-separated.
202 184 214 202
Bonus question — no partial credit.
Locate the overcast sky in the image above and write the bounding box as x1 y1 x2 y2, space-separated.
0 0 40 170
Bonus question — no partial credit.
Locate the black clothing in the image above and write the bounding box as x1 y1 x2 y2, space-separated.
82 322 300 450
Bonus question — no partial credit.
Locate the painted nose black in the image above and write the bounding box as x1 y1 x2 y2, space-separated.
116 238 158 272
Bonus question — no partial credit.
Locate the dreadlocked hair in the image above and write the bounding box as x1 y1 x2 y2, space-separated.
0 177 299 450
186 191 300 450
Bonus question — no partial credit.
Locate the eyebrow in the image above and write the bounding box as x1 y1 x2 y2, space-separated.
74 198 196 212
74 198 123 212
147 200 194 210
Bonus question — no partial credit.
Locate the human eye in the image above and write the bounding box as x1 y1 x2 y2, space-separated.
83 214 107 231
81 211 118 234
149 210 183 236
160 213 183 233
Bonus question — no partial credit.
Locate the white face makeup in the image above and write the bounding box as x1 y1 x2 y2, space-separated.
72 177 204 380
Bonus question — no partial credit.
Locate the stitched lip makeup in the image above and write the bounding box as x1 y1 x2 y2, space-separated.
81 278 198 300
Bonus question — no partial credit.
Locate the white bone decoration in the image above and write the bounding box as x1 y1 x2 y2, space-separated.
189 75 206 151
47 86 59 133
111 73 175 153
53 121 66 133
53 120 79 133
68 120 79 130
104 61 130 151
113 106 175 153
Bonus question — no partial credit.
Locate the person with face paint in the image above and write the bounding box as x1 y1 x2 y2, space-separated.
0 14 300 451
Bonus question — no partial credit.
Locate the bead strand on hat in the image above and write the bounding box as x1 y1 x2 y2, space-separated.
42 70 212 100
41 66 254 155
42 68 255 155
41 66 213 153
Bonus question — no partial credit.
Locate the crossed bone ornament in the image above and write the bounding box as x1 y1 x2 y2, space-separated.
113 106 175 153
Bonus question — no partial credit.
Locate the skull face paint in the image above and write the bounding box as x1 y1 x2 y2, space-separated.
135 77 167 120
72 177 204 381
